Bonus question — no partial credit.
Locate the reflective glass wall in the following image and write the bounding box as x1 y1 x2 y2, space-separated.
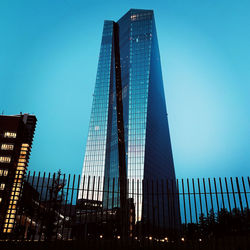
80 9 178 225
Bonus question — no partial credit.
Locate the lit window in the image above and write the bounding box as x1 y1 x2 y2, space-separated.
0 170 8 176
6 214 15 218
131 14 137 20
0 197 2 203
0 156 11 163
15 173 23 178
9 200 17 205
18 159 26 163
4 132 16 138
0 183 5 190
17 167 25 171
11 191 20 196
4 228 13 233
21 143 29 147
1 144 14 150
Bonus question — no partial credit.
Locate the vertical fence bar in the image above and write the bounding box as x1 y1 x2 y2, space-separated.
84 176 90 240
116 177 119 219
142 179 145 240
37 172 46 241
31 171 45 241
137 179 140 240
219 178 225 210
146 179 150 245
176 179 182 232
39 172 51 241
131 178 134 237
166 179 171 229
74 174 81 241
79 175 85 225
28 171 40 241
61 174 71 240
48 172 56 240
22 171 36 240
235 177 243 215
55 173 66 240
111 177 115 240
197 178 203 216
151 179 155 237
156 179 160 235
187 178 192 224
171 179 176 232
105 177 110 232
152 179 155 248
214 178 220 213
208 178 214 213
96 176 100 233
16 170 31 240
100 176 105 240
90 175 96 239
67 174 75 240
230 177 237 210
161 179 166 236
242 177 249 209
203 178 209 217
192 178 198 224
225 177 232 213
146 179 149 248
182 179 187 226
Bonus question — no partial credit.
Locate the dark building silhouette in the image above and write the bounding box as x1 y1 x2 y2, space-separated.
80 9 179 228
0 113 37 234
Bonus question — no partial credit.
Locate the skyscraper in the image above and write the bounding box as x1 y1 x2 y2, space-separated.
80 9 177 224
0 113 37 234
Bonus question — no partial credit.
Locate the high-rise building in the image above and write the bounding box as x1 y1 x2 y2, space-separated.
80 9 177 225
0 113 37 234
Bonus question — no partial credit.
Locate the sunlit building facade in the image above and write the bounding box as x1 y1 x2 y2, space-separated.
0 114 37 234
80 9 177 224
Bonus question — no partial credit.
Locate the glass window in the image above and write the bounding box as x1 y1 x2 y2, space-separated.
0 183 5 190
0 170 8 176
4 132 16 138
1 144 14 150
0 156 11 163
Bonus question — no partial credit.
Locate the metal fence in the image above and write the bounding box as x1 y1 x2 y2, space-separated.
0 171 249 249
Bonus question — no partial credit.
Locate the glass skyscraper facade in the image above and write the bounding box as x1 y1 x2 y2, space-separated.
80 9 177 223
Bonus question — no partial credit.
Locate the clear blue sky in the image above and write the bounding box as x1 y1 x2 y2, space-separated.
0 0 249 178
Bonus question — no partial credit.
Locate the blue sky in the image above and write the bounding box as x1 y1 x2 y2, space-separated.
0 0 249 178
